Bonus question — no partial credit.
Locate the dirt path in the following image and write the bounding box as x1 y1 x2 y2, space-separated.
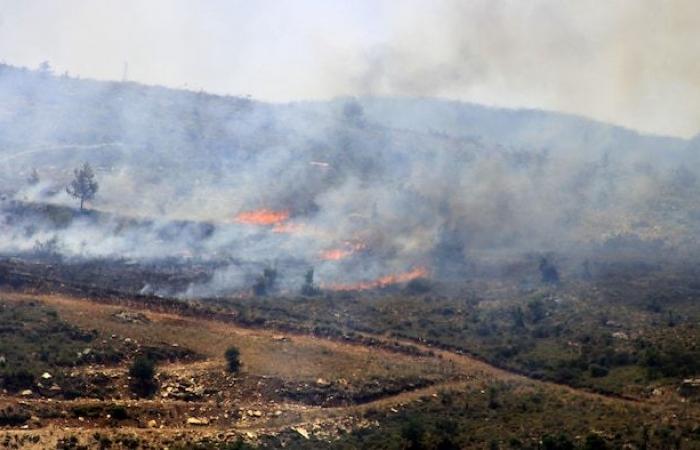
3 290 648 407
0 290 684 448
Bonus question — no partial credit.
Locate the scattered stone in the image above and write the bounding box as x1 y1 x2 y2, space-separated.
20 390 33 397
114 311 150 324
148 419 157 428
293 426 310 439
41 372 52 380
187 417 210 426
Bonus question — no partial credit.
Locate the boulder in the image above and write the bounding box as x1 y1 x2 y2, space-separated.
187 417 210 426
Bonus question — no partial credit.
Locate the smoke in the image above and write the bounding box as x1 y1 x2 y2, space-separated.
1 62 699 297
1 0 698 137
318 0 700 138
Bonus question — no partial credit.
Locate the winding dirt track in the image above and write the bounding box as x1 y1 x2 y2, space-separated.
0 289 681 448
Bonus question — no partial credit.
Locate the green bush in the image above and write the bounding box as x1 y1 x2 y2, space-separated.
589 363 609 378
128 357 157 397
225 346 241 373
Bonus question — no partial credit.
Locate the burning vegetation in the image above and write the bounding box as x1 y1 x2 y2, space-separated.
234 209 290 226
324 267 429 291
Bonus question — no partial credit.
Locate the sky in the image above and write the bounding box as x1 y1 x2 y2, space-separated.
0 0 698 138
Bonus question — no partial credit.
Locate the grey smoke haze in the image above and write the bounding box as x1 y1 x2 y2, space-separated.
1 0 700 296
1 62 700 298
0 0 699 137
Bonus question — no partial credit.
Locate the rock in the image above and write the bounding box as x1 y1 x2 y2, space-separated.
41 372 52 380
147 419 157 428
20 389 33 397
187 417 210 426
274 410 282 416
114 311 150 324
293 426 310 439
316 378 331 387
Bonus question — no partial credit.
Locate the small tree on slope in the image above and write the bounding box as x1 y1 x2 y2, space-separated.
66 162 98 211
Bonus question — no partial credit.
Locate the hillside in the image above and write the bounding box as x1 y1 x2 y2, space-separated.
2 64 700 294
0 64 700 449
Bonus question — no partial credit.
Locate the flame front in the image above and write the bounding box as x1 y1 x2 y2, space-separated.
325 267 428 291
234 209 290 226
320 248 352 261
319 240 367 261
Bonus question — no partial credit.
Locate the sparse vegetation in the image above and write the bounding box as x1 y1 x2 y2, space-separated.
225 346 241 373
0 299 124 392
300 268 320 296
253 267 277 296
128 357 157 398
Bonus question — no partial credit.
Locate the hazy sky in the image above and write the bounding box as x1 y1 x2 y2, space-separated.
0 0 698 138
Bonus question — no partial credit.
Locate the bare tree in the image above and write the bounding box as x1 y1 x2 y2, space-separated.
66 162 98 211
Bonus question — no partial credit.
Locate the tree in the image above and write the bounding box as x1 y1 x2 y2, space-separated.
38 61 52 76
225 346 241 373
128 357 157 397
252 267 277 296
539 257 560 284
66 162 98 211
301 268 320 296
27 168 40 185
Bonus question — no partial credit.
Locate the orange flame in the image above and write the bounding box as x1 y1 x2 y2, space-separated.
326 267 428 291
235 209 290 226
320 248 352 261
319 240 367 261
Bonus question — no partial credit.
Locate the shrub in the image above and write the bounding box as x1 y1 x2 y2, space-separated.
0 404 30 426
583 434 608 450
1 369 35 393
108 405 129 420
541 433 575 450
400 416 426 450
225 346 241 373
589 363 610 378
128 357 156 397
